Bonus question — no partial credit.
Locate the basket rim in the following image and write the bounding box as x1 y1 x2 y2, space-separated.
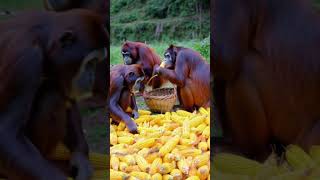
143 87 177 100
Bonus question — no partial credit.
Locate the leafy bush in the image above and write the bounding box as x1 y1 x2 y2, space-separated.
193 36 210 60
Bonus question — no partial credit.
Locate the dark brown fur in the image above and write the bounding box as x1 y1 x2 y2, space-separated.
0 10 107 179
213 0 320 160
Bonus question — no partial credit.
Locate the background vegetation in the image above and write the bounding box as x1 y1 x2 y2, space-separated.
111 0 210 44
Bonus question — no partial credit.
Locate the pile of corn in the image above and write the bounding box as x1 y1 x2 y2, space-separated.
49 143 108 180
213 145 320 180
110 108 210 180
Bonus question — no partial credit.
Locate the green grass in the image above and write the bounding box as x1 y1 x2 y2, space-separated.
111 40 210 65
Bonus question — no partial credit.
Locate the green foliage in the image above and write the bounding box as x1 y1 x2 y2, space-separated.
193 36 210 60
111 0 210 44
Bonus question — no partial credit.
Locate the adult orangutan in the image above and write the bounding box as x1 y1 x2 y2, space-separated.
0 10 107 179
109 64 145 134
44 0 109 108
154 45 210 112
121 41 167 89
213 0 320 160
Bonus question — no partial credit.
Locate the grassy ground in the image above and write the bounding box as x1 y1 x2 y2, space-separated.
111 40 210 65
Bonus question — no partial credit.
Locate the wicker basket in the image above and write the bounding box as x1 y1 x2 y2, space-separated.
143 87 177 113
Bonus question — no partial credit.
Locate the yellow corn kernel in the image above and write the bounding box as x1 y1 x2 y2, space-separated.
150 157 163 175
130 171 151 180
110 155 120 170
198 142 208 152
193 154 209 168
122 155 136 166
177 158 189 175
202 126 210 139
163 174 174 180
170 169 182 179
135 154 150 172
180 149 202 157
125 165 141 173
176 110 192 117
159 162 174 174
182 121 191 138
117 122 126 131
189 115 206 128
110 132 118 146
110 170 129 180
164 112 171 120
135 116 151 124
186 176 200 180
197 165 209 180
159 136 180 157
117 136 135 145
128 176 139 180
199 107 209 115
139 109 152 115
119 162 128 172
133 138 156 149
151 173 162 180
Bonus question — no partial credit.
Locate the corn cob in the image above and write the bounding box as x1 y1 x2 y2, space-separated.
111 155 120 170
189 115 206 127
159 136 180 156
309 145 320 165
213 153 263 176
133 138 156 149
193 154 209 168
119 162 128 172
180 149 202 157
202 126 210 138
122 155 136 166
170 169 182 180
110 169 129 180
117 137 135 145
197 165 209 180
199 107 209 115
151 173 162 180
125 165 141 173
130 171 151 180
111 132 118 146
177 158 189 175
186 176 200 180
162 174 174 180
135 154 150 172
117 122 126 131
145 152 159 163
150 157 162 174
159 162 174 174
182 121 191 138
286 144 315 170
198 142 208 152
139 109 152 115
176 110 192 117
